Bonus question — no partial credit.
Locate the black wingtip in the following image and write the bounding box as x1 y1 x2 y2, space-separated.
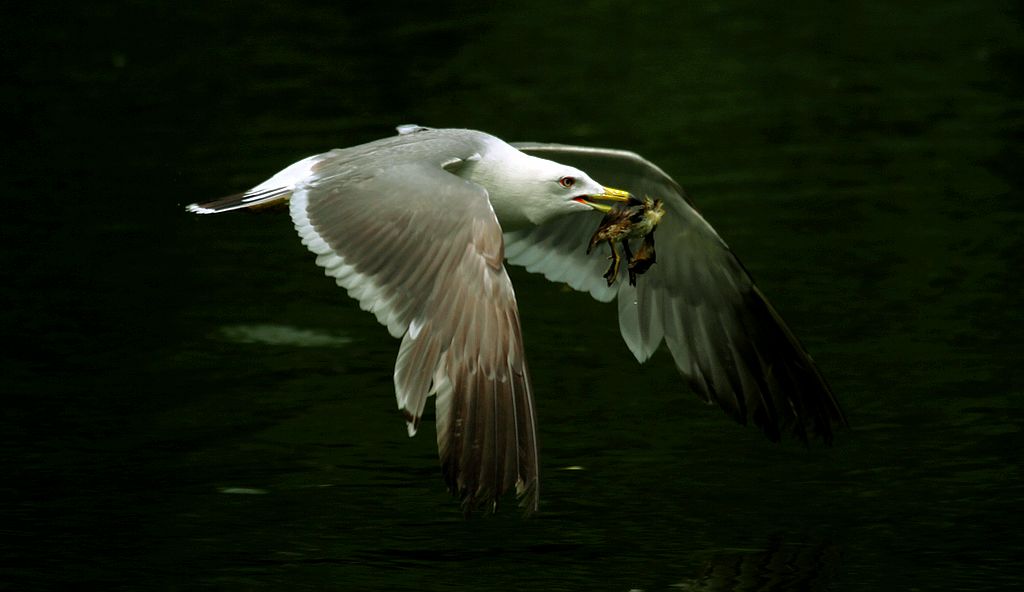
444 477 539 519
684 284 849 447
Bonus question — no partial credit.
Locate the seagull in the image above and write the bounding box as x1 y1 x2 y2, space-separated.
187 125 847 514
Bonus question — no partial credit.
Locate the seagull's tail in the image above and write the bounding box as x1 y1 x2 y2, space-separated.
186 154 326 215
186 187 292 214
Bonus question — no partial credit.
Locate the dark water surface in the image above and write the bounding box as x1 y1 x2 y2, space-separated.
4 1 1022 590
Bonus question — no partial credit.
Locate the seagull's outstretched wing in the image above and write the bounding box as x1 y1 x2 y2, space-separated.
508 142 847 443
193 132 540 513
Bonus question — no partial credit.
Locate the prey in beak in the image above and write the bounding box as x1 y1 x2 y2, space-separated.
572 186 633 212
580 190 666 286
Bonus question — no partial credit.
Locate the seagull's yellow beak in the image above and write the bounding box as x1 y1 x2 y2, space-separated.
572 186 633 213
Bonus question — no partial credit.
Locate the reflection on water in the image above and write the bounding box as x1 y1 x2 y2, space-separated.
4 0 1023 590
677 539 841 591
218 324 354 348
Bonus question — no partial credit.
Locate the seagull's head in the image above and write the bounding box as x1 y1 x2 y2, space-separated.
557 172 633 215
487 152 633 229
533 161 633 222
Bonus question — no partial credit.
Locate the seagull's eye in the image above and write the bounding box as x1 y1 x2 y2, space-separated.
559 176 576 189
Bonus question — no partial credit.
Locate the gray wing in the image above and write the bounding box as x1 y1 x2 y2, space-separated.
291 136 538 512
508 142 847 443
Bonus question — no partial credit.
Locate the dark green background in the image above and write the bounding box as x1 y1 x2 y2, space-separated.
3 1 1022 590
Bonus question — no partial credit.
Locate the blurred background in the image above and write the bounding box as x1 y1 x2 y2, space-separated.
2 1 1022 590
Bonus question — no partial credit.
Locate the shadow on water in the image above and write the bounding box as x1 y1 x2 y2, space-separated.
3 0 1023 590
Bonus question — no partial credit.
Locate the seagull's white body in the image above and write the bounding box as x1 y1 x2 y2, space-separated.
187 126 846 514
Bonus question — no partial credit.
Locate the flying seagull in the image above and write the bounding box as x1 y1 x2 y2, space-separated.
187 125 847 514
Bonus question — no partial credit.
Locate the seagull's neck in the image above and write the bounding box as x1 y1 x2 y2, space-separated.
462 138 568 231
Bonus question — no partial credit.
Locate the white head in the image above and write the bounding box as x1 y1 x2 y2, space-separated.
468 145 629 230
